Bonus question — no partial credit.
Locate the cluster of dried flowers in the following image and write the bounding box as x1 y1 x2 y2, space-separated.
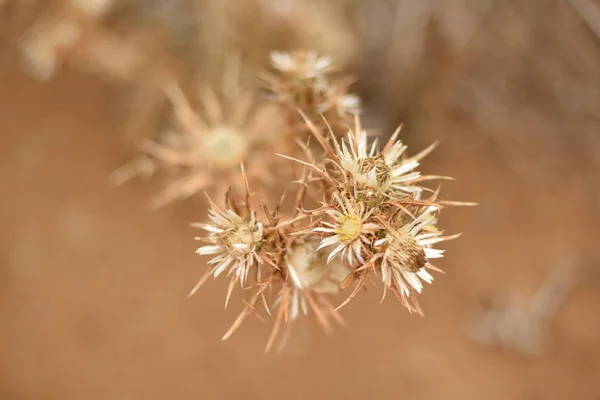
5 3 471 351
186 52 472 351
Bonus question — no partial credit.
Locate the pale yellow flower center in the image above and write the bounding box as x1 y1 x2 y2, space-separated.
335 215 362 242
220 225 259 256
203 126 248 169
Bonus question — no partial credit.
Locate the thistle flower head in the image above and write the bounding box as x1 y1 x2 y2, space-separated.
195 198 264 287
121 56 284 208
261 49 361 143
335 121 421 198
374 205 453 310
265 235 349 351
313 194 380 265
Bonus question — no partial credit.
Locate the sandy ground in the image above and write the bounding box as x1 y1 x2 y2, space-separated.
1 40 600 399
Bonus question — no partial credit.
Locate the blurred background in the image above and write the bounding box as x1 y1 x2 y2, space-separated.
1 0 600 398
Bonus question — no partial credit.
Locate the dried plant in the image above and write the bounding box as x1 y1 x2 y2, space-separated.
260 49 361 151
190 102 473 350
111 56 287 209
4 3 474 352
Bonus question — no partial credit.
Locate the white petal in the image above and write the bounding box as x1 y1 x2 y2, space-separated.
417 268 434 283
384 143 407 164
367 166 378 188
363 223 381 231
291 289 300 319
391 171 420 182
213 257 234 277
352 241 365 264
418 237 445 246
317 235 341 250
403 271 423 293
393 269 410 296
391 160 419 176
196 245 223 255
313 227 336 233
374 238 388 247
327 243 346 263
416 232 440 240
425 248 445 259
287 264 303 289
201 224 223 233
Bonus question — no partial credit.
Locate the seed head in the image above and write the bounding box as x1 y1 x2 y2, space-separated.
193 196 264 292
334 122 421 198
115 56 285 209
370 205 459 312
261 49 361 144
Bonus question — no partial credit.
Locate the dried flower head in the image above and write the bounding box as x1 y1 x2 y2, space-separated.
188 171 282 308
261 49 361 145
265 234 349 351
114 57 286 209
194 197 264 289
190 172 324 347
334 120 423 198
313 194 380 265
372 205 460 312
